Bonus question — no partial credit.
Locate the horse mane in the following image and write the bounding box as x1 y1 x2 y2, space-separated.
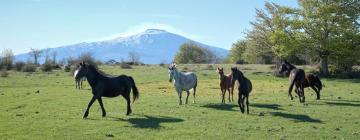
87 64 110 77
284 61 296 70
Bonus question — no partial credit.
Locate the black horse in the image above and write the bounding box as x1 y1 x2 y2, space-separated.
278 60 306 103
296 74 323 100
75 62 139 118
231 67 252 114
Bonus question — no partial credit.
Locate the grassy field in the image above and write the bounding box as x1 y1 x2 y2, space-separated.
0 64 359 140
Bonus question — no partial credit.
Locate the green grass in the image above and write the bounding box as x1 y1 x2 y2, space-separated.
0 64 359 140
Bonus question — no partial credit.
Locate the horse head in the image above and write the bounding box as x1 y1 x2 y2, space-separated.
217 67 224 75
230 67 243 84
168 63 177 82
75 61 89 79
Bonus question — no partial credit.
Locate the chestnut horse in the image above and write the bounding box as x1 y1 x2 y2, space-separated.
217 67 234 104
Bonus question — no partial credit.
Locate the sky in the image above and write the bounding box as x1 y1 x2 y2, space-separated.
0 0 298 55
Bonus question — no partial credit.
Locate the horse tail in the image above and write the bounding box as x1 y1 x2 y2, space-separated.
129 76 139 102
314 75 322 91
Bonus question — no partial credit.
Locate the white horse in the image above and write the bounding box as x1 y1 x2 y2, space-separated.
168 63 197 105
74 69 86 89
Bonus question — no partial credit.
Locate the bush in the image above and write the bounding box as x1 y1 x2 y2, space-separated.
22 64 36 72
0 69 9 77
120 62 132 69
64 65 71 72
14 61 26 71
41 61 53 72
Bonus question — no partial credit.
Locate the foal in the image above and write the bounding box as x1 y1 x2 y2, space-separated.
231 67 252 114
75 62 139 118
217 67 234 104
278 60 306 103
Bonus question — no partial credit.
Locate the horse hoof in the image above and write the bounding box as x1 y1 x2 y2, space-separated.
83 111 89 118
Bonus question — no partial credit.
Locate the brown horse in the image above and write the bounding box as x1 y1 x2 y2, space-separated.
217 67 234 104
295 74 323 100
279 60 306 103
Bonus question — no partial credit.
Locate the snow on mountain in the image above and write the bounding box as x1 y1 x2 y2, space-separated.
14 29 229 64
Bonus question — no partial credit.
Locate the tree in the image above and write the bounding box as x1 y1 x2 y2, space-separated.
0 49 14 70
51 51 57 64
174 42 216 64
227 40 247 64
128 51 140 65
301 0 360 76
29 48 42 65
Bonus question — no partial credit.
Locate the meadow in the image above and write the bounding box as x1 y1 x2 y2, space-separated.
0 64 359 140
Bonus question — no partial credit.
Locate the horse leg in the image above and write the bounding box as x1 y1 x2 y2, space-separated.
228 88 231 102
97 97 106 117
301 84 305 103
246 95 249 114
80 80 83 89
122 93 132 115
185 90 190 104
193 86 196 104
177 89 182 105
231 87 234 102
83 96 97 118
288 80 295 100
311 86 320 100
238 93 241 113
221 89 225 104
241 95 246 113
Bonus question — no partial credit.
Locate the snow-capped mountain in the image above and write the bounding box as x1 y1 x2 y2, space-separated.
14 29 228 64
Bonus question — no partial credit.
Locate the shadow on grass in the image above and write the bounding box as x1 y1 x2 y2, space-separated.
321 99 360 103
324 102 360 107
250 103 283 110
114 115 184 129
201 103 237 111
271 112 322 123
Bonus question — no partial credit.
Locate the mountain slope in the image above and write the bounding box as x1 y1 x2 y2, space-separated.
15 29 228 64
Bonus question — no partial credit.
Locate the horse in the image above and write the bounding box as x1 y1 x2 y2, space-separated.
168 63 197 105
75 62 139 118
230 67 252 114
295 74 323 100
74 69 86 89
216 67 234 104
278 60 306 103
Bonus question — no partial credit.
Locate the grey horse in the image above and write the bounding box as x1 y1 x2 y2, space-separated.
168 63 197 105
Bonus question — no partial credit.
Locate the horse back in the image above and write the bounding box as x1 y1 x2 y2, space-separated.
100 75 132 97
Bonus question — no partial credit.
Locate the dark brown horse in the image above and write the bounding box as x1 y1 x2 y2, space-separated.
278 61 306 103
231 67 252 114
295 74 323 100
75 62 139 118
217 67 234 104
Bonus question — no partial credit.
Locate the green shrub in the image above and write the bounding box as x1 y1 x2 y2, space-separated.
14 61 26 71
0 69 9 77
22 64 36 72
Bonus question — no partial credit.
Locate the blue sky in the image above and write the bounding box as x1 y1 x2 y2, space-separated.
0 0 298 54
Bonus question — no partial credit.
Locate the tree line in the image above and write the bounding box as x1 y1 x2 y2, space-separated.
226 0 360 77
